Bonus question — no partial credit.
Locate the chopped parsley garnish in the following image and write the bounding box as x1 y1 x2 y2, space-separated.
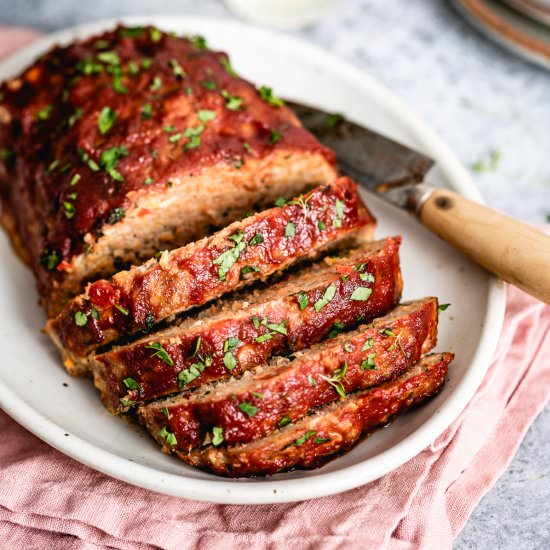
380 328 406 356
168 58 186 79
149 76 162 91
278 416 291 427
327 322 345 338
252 316 260 329
212 426 224 446
361 354 377 370
185 135 201 149
98 106 116 135
161 407 171 419
112 74 128 94
197 109 215 121
213 230 246 281
252 392 264 399
269 129 281 145
438 303 451 312
238 402 258 417
344 343 353 352
255 318 288 343
40 248 60 270
221 90 244 110
326 113 344 127
144 176 153 185
106 207 125 224
157 426 177 446
275 197 287 207
314 283 337 312
320 362 348 398
119 398 136 407
114 303 129 316
189 337 202 358
315 437 331 444
63 201 75 219
123 377 139 390
168 132 183 143
74 311 87 326
97 51 120 65
150 27 163 43
127 61 139 75
360 272 376 283
317 220 326 231
249 233 263 246
177 357 211 387
141 103 153 120
145 342 174 366
308 375 317 387
36 105 53 121
362 338 374 351
297 290 309 310
243 142 253 153
285 221 296 238
68 108 83 127
188 34 207 49
119 26 144 38
201 80 217 90
76 58 103 75
333 198 345 228
141 58 152 69
350 287 372 301
99 145 128 181
240 265 260 276
69 173 81 186
293 430 316 446
223 336 240 371
220 56 236 76
257 85 284 107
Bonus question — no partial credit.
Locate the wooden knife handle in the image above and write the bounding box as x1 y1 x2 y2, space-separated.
419 188 550 305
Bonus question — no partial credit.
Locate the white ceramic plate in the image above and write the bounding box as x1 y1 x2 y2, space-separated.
0 15 505 504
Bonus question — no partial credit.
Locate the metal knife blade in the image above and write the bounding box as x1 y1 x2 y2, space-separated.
289 101 435 212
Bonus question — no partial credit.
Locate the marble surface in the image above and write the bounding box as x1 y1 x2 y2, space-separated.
0 0 549 547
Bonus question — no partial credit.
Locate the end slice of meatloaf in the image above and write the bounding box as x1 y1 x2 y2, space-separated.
46 177 375 375
176 352 453 477
92 236 402 413
0 25 337 317
139 297 439 452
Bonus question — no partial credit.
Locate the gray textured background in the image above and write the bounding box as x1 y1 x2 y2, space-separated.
1 1 549 548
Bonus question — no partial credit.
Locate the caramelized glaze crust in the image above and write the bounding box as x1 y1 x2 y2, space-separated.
141 298 438 452
180 353 453 477
94 237 402 412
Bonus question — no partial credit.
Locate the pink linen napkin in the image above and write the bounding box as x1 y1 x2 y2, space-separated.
1 27 549 550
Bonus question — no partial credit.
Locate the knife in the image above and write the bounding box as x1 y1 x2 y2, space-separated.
290 101 550 305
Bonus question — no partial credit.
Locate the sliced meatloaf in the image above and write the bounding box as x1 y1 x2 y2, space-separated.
46 177 375 374
93 237 402 413
0 25 337 317
140 298 438 452
167 353 453 476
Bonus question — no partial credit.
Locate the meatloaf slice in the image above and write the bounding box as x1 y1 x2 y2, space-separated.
0 25 336 317
46 177 375 374
93 237 402 413
139 298 438 452
179 352 453 477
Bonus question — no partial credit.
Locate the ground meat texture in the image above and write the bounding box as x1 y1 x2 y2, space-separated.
46 177 375 375
176 353 453 477
92 237 402 413
0 25 337 317
139 298 438 451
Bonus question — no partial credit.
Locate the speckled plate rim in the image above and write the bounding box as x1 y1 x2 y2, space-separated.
0 15 506 505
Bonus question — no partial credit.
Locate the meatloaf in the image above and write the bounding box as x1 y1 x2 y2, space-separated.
46 177 375 375
140 298 438 452
93 237 402 413
0 25 337 317
167 353 453 476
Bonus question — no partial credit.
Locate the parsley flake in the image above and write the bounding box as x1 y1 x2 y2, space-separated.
438 303 451 312
36 105 53 121
257 85 284 107
145 342 174 366
98 106 116 135
141 103 152 120
333 198 345 227
150 76 162 91
157 426 177 446
297 290 309 310
74 311 87 326
168 58 186 79
197 109 215 121
320 362 348 398
212 426 224 446
123 377 139 390
285 221 296 238
213 230 246 281
314 284 337 312
278 416 291 427
238 402 258 417
361 353 377 370
221 90 244 110
293 430 316 446
350 287 372 301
